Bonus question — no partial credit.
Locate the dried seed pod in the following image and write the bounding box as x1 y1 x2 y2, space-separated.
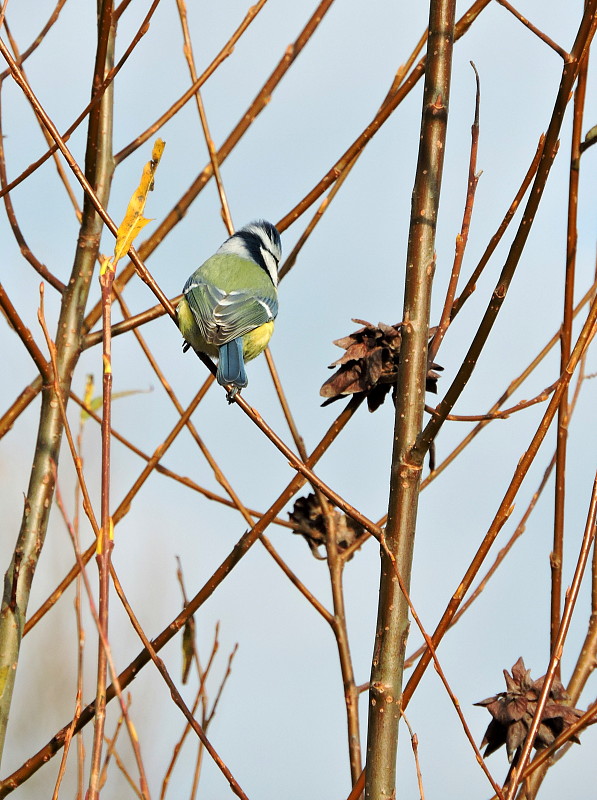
475 657 586 762
289 493 365 559
320 319 442 412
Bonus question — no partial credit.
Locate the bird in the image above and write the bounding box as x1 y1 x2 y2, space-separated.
176 220 281 400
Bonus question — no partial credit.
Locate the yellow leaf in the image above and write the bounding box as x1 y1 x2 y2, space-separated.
112 138 165 269
151 138 165 162
99 254 113 277
80 386 152 420
113 215 151 264
80 375 95 421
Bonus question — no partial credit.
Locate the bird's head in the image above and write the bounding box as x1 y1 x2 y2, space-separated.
217 220 282 286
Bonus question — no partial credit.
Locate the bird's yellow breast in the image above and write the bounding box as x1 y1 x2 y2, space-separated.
176 297 219 357
242 321 274 362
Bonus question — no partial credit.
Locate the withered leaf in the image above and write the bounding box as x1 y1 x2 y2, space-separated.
289 493 366 559
320 319 442 413
476 657 589 762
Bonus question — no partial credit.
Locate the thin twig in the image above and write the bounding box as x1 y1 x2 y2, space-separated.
115 0 274 164
40 299 151 799
0 0 162 200
421 278 597 490
2 19 82 221
424 381 556 422
406 354 589 670
551 41 589 677
83 297 179 349
401 712 426 800
160 616 220 800
428 61 481 364
0 398 363 793
102 728 144 799
0 45 175 316
204 643 239 729
0 282 52 377
279 30 428 281
414 1 597 459
403 277 597 710
265 349 362 781
278 0 492 233
0 0 68 80
87 247 117 797
450 134 545 318
495 0 570 60
99 716 124 792
0 87 66 290
174 0 237 233
110 566 250 800
504 469 597 800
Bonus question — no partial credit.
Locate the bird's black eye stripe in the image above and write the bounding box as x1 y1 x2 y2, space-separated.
262 245 279 265
233 231 263 267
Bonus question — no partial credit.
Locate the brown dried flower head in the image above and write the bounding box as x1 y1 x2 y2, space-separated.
475 657 584 762
289 493 365 559
320 319 442 412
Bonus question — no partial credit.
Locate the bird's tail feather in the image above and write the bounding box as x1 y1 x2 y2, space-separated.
217 338 248 389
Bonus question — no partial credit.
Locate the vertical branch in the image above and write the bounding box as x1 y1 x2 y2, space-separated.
551 47 589 664
87 135 164 795
329 554 363 784
365 2 456 798
568 507 597 699
0 0 116 765
75 389 91 795
568 317 597 699
87 255 116 796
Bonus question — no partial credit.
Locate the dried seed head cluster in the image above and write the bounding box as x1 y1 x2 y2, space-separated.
289 493 365 559
476 657 584 762
319 319 442 412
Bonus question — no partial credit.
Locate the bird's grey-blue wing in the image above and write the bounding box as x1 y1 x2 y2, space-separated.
182 274 226 343
183 275 278 347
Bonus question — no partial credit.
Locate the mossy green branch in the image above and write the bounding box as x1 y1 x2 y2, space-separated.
0 12 116 764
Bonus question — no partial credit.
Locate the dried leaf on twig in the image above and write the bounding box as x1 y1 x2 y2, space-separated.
102 138 165 276
181 615 195 685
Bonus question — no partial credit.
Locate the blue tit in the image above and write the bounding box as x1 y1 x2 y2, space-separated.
177 220 281 399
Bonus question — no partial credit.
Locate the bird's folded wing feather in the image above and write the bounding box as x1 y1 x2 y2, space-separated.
183 276 277 347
